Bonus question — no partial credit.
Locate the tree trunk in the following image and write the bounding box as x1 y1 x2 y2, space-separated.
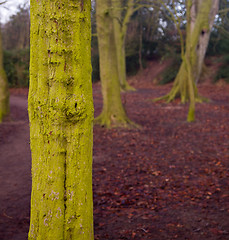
28 1 94 239
95 0 135 128
195 0 219 83
185 3 196 122
155 0 218 104
138 9 143 71
0 28 9 122
112 0 135 91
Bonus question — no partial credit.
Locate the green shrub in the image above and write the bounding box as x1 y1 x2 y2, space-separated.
3 47 30 87
207 33 229 56
159 55 181 85
214 55 229 83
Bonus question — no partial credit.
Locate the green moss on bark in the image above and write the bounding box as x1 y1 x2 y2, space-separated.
28 1 94 239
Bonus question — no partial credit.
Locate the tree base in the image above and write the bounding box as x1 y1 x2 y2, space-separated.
153 92 209 104
94 112 140 129
120 82 136 92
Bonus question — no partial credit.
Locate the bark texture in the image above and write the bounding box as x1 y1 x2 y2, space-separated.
95 0 135 128
0 28 9 122
28 1 94 239
195 0 219 83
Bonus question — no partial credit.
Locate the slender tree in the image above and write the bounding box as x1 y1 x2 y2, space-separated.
0 27 9 122
28 1 94 239
95 0 135 128
112 0 136 91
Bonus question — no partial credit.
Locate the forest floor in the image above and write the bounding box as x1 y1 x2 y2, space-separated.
0 60 229 240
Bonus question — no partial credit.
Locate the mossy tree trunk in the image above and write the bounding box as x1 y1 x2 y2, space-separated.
95 0 135 128
195 0 219 83
0 28 9 122
156 0 219 106
28 1 94 239
112 0 136 91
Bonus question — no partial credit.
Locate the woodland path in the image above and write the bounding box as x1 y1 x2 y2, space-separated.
0 95 31 240
0 61 229 239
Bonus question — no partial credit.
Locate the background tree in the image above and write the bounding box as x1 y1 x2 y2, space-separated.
0 26 9 123
95 0 153 91
154 0 219 121
192 0 220 83
209 0 229 83
95 0 135 128
124 1 179 75
1 4 30 87
2 4 30 50
28 0 94 239
112 0 137 91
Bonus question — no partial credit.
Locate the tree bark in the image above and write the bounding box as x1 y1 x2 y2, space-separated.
0 28 9 122
185 1 196 122
138 9 143 71
95 0 135 128
195 0 219 83
28 1 94 239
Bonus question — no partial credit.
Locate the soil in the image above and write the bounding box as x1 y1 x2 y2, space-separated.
0 61 229 240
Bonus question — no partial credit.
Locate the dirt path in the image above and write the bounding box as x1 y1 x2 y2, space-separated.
0 96 31 240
